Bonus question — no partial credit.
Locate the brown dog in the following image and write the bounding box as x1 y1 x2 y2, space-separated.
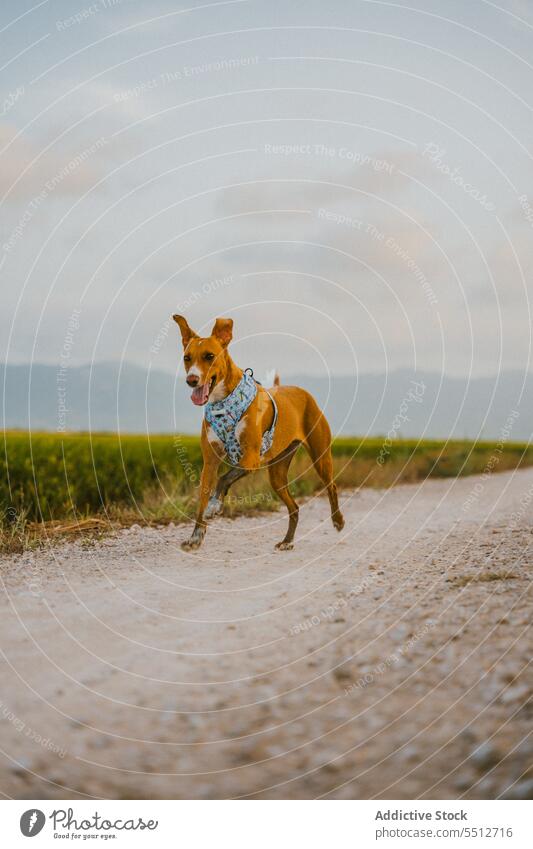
173 315 344 551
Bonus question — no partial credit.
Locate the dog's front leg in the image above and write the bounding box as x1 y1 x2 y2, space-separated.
239 445 261 472
182 451 220 552
205 466 250 518
238 421 262 472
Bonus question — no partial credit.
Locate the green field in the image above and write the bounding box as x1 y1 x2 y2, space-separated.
1 431 532 551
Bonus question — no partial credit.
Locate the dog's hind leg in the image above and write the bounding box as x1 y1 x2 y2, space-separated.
268 441 300 550
311 447 344 531
304 415 345 532
205 466 249 519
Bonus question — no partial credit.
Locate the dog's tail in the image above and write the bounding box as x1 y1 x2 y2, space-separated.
264 368 280 387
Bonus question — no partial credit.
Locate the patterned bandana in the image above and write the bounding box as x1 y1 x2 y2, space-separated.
204 371 278 465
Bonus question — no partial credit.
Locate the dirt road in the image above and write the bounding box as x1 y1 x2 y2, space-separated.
1 468 532 799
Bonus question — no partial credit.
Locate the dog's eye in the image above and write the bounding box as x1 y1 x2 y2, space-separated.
203 352 215 362
184 355 191 363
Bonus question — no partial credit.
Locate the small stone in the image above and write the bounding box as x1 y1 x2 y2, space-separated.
458 729 476 745
476 777 496 796
500 684 530 705
9 759 32 777
453 775 473 791
515 739 533 759
332 665 353 684
264 744 286 757
470 742 501 771
501 779 533 800
399 745 419 762
90 737 111 749
501 668 522 683
321 762 342 774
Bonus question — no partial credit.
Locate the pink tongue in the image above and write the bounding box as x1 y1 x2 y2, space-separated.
191 383 210 406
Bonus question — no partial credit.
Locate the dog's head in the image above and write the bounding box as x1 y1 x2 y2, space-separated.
173 315 233 406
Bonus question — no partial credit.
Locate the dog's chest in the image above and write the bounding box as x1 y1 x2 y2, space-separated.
206 417 249 461
206 425 224 448
235 418 247 444
207 417 247 446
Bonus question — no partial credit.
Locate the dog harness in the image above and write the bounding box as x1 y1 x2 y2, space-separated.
204 370 278 466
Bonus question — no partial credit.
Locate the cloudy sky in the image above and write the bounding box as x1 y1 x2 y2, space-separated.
1 0 533 382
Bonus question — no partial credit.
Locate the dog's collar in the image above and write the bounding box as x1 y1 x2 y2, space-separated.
204 370 277 465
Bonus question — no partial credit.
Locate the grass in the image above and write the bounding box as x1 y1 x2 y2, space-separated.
447 572 520 588
1 431 533 553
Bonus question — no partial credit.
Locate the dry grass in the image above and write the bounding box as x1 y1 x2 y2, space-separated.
1 483 280 555
448 571 520 588
2 432 533 554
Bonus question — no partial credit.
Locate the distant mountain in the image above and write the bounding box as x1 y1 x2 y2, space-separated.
1 362 532 441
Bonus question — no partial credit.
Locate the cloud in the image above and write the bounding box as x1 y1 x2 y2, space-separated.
0 122 111 204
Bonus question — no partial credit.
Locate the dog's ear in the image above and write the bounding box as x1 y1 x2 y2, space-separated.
173 314 197 348
211 317 233 347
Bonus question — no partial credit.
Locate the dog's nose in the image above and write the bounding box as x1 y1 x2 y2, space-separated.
186 375 199 387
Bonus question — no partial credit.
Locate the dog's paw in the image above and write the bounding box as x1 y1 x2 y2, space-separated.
181 536 203 552
204 496 223 520
275 541 294 551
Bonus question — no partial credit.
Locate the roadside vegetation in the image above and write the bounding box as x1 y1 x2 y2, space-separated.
1 431 532 553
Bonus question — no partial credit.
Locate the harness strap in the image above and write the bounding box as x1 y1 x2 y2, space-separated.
204 371 278 465
261 389 278 455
